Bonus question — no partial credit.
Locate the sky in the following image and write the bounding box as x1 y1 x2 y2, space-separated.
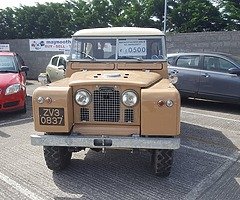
0 0 67 9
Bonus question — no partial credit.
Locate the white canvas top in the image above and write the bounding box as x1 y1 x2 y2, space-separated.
73 27 164 37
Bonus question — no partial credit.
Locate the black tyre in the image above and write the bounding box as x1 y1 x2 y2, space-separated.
152 149 173 177
43 146 72 171
46 74 51 83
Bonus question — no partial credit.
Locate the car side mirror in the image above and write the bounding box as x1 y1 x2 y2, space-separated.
21 66 29 72
58 65 65 70
228 68 240 75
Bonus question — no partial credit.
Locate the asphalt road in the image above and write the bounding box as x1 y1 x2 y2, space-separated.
0 80 240 200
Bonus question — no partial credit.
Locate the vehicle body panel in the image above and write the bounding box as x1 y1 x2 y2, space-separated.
46 54 68 82
32 80 73 133
69 70 161 87
141 79 180 136
168 52 240 103
0 52 28 112
169 67 201 96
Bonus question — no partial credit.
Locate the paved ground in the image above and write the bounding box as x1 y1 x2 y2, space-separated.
0 80 239 200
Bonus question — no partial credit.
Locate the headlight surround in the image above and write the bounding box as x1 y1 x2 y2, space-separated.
122 90 138 107
75 89 91 106
5 84 21 95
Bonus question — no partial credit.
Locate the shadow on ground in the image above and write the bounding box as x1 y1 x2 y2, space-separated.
52 122 239 200
181 98 240 115
0 96 33 127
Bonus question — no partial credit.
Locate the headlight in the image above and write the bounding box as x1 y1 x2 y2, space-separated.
122 90 138 107
5 84 21 95
75 89 91 106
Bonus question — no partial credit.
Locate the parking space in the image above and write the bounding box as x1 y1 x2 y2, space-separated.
0 81 239 200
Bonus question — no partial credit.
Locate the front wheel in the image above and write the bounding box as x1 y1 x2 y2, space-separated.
43 146 72 171
152 149 173 177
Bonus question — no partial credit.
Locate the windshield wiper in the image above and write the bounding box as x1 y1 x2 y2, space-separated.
80 52 96 61
0 70 16 73
119 56 143 61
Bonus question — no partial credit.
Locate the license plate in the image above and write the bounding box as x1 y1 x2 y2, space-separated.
39 108 65 126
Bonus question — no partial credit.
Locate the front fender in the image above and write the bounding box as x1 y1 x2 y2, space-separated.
141 79 181 136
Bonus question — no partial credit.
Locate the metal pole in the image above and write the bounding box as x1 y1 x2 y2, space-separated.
164 0 167 33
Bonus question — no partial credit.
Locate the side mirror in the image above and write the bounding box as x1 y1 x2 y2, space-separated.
228 68 240 75
21 66 29 72
58 65 65 70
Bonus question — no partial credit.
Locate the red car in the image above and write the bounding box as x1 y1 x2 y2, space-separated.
0 52 29 113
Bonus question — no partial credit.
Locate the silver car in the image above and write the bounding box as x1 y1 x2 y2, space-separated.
168 52 240 103
38 54 68 85
45 54 68 82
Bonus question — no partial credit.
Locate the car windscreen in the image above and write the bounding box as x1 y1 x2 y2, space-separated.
70 37 166 61
0 56 17 72
228 55 240 66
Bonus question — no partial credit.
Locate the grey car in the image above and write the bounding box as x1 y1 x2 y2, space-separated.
168 52 240 103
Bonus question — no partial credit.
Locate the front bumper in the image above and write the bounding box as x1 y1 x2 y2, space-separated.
31 134 180 149
0 92 25 112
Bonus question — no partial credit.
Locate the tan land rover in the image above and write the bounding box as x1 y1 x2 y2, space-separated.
31 27 181 177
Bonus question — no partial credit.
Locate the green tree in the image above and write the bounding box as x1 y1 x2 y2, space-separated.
66 0 92 31
167 0 226 32
218 0 240 30
108 0 134 26
146 0 166 30
87 0 112 27
0 0 234 39
0 8 17 39
122 0 158 27
14 3 73 39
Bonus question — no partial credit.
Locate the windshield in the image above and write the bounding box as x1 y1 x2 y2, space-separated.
70 37 166 61
0 56 17 72
228 55 240 66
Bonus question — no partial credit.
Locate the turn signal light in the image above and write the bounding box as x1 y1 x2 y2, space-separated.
157 100 174 107
157 100 165 107
45 97 52 104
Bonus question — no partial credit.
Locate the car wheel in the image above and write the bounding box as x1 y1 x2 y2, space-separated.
44 146 72 171
47 74 51 83
152 149 173 177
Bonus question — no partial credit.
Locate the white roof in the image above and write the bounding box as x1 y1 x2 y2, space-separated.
73 27 164 37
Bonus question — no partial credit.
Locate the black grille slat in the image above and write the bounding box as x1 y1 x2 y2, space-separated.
124 109 134 123
3 101 19 108
94 87 120 122
80 108 89 121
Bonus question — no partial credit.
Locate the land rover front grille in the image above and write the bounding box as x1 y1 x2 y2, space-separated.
124 109 134 123
80 108 89 121
93 87 120 122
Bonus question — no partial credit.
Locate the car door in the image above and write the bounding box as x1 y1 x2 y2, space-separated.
15 54 27 84
198 55 240 101
55 56 66 81
47 56 59 82
169 55 201 96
